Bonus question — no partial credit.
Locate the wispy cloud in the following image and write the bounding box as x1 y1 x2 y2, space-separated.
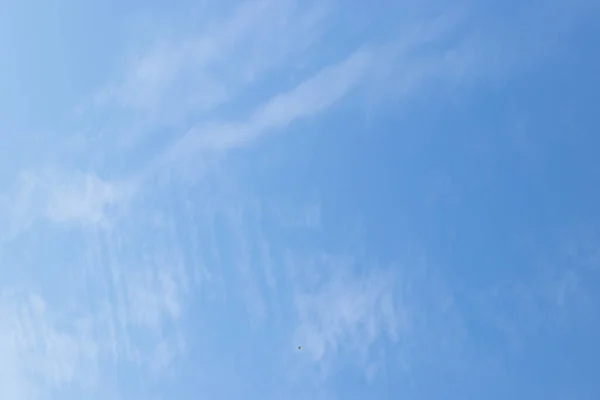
0 292 99 399
0 197 190 398
161 46 372 165
80 0 329 150
0 169 131 242
71 3 476 183
293 265 400 364
0 171 187 399
284 247 468 385
3 0 598 398
470 229 600 360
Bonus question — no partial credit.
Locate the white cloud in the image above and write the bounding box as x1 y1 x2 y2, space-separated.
82 0 329 150
68 1 580 189
294 269 400 365
0 292 99 399
287 249 473 383
471 231 600 358
3 1 597 398
0 169 132 242
161 46 372 166
0 167 189 398
0 217 191 398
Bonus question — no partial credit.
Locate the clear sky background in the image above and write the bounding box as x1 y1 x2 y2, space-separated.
1 0 600 399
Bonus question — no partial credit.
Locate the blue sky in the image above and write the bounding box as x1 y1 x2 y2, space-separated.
1 0 600 399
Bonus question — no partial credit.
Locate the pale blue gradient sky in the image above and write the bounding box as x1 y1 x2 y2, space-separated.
1 0 600 399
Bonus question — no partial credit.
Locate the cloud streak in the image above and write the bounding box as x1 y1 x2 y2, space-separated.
2 0 599 398
82 0 330 150
162 46 372 164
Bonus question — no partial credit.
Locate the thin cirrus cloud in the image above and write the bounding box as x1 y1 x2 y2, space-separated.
160 46 372 166
82 0 330 151
0 0 599 399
